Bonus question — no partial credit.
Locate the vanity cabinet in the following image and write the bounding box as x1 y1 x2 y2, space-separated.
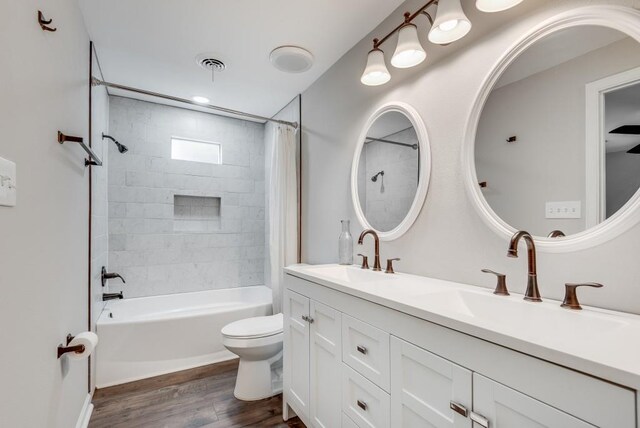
283 272 637 428
283 290 342 428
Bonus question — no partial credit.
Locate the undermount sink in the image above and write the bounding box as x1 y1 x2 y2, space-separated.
421 289 630 340
303 264 398 283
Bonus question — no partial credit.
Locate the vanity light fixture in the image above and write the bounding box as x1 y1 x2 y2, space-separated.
391 18 427 68
361 42 391 86
428 0 472 45
361 0 524 86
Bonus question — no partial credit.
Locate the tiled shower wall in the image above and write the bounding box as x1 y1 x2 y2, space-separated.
107 97 266 298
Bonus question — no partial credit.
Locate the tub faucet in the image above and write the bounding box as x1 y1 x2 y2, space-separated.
507 230 542 302
102 266 126 287
358 229 382 271
103 292 124 301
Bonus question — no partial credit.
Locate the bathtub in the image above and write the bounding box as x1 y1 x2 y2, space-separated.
96 285 272 388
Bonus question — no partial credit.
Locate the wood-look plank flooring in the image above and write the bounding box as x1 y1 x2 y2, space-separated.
89 359 306 428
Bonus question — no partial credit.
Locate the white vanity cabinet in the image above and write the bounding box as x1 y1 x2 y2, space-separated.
283 289 342 428
283 271 637 428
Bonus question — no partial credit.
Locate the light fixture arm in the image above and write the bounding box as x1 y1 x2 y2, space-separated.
372 0 439 49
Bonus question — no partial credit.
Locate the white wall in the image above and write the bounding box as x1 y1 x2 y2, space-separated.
108 97 266 298
475 37 640 236
0 0 92 426
301 0 640 315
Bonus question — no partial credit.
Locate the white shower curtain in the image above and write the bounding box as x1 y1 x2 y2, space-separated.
268 124 298 314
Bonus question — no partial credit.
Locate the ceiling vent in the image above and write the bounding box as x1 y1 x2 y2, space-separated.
195 53 226 72
270 46 314 73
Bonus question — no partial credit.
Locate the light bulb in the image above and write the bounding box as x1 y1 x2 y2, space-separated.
439 19 459 32
476 0 524 13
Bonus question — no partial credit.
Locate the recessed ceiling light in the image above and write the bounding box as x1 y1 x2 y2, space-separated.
270 46 314 73
192 96 210 104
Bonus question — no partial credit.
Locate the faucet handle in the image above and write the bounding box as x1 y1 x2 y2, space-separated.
357 253 369 270
481 269 509 296
561 282 603 310
385 258 400 274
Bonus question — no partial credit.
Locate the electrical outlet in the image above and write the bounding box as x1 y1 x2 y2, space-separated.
0 156 16 207
545 201 581 219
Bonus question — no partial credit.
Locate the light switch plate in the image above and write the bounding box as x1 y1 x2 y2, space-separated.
0 156 17 207
546 201 581 219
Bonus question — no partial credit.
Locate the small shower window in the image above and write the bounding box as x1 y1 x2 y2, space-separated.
171 137 221 164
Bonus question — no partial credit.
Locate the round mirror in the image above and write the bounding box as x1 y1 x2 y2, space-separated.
465 7 640 251
351 102 431 240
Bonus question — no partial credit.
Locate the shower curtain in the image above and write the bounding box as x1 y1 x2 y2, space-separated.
268 124 298 314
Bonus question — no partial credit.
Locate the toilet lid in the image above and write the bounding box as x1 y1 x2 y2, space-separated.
222 313 283 339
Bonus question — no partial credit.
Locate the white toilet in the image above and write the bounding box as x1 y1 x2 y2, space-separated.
221 313 284 401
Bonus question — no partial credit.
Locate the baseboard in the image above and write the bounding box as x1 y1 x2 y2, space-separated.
75 394 94 428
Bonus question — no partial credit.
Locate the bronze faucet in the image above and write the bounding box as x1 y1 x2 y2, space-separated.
358 229 382 271
507 231 542 302
547 230 566 238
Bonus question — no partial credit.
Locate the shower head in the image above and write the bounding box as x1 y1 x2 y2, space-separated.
371 170 384 182
102 133 128 153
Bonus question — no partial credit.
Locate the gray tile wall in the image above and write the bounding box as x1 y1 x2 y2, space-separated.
108 97 266 298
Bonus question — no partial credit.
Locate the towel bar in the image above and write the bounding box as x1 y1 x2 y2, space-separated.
57 131 102 166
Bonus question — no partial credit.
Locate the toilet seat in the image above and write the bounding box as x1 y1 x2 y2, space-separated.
221 313 283 339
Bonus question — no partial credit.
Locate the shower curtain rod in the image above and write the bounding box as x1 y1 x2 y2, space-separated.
365 136 418 150
91 78 299 129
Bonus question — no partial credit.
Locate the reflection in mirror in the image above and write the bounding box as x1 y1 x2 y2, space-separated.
475 25 640 237
357 111 419 232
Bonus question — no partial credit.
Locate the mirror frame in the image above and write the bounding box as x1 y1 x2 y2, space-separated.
463 5 640 253
351 102 431 241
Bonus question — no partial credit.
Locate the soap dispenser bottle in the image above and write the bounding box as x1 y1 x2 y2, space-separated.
339 220 354 265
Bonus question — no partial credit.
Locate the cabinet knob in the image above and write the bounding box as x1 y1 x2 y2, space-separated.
356 345 368 355
307 316 314 324
357 400 367 411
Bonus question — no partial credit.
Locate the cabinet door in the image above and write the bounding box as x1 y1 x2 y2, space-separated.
390 337 472 428
309 300 342 428
472 374 596 428
283 289 310 418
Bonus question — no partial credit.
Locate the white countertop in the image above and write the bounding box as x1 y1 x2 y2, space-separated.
285 263 640 389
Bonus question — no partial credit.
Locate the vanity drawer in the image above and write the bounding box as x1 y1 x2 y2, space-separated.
342 412 360 428
342 314 390 391
342 364 390 428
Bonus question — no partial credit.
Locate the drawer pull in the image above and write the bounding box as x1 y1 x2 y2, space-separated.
307 316 314 324
357 400 368 411
356 345 368 355
470 411 490 428
450 401 468 417
301 315 308 322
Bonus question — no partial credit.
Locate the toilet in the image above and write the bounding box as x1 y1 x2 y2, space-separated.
221 313 284 401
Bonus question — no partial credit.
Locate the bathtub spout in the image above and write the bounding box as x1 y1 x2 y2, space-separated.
103 292 123 301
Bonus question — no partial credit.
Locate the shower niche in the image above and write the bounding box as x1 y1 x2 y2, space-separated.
173 195 221 233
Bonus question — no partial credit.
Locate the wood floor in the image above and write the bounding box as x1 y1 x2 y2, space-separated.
89 359 306 428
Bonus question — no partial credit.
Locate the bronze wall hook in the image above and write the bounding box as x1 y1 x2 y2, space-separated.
38 11 57 32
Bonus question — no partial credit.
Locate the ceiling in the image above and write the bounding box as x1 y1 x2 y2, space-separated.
79 0 405 121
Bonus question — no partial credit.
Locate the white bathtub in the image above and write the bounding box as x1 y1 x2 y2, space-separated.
96 286 272 388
